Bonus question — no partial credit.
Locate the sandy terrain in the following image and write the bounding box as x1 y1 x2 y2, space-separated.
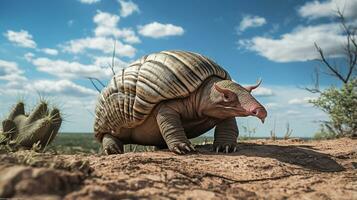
0 138 356 199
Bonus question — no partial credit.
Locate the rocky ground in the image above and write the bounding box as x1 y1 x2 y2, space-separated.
0 138 356 200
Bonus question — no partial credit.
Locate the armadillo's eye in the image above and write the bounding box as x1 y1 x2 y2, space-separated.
223 93 238 103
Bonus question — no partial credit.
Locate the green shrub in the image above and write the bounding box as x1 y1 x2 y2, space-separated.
310 78 357 138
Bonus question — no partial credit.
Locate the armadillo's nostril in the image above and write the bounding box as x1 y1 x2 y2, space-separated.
251 109 258 115
250 107 267 118
250 107 260 116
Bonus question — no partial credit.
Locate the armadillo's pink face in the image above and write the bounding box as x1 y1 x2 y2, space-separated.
206 80 267 123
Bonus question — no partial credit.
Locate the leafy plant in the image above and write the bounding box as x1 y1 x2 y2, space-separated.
310 78 357 138
305 10 356 138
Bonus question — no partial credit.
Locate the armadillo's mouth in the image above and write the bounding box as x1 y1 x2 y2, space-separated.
220 106 267 123
219 106 251 117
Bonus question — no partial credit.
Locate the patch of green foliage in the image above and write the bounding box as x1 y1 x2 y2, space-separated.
48 133 217 154
310 78 357 139
48 133 100 154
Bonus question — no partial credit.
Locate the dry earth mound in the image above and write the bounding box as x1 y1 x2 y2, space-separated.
0 138 356 199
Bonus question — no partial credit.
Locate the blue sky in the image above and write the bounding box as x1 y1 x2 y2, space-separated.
0 0 355 137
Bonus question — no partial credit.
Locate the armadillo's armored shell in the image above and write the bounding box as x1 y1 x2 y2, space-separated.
94 50 230 141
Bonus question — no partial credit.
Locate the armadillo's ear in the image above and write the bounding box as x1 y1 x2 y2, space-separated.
245 79 262 93
214 83 236 102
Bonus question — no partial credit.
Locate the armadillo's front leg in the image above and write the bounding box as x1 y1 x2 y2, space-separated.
156 105 195 155
213 118 239 153
102 133 124 155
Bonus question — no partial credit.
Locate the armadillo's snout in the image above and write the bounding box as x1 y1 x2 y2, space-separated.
250 107 267 123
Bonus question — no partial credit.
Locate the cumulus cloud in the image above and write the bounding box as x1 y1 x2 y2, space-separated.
298 0 357 20
24 52 35 62
138 22 184 38
118 0 139 17
239 23 345 62
41 48 58 56
4 30 37 48
93 10 120 29
265 102 280 109
62 11 140 56
31 57 112 79
93 56 128 69
26 79 97 97
286 110 301 115
62 37 136 57
93 11 140 44
288 97 317 105
237 15 266 33
252 87 274 97
0 59 27 83
78 0 100 4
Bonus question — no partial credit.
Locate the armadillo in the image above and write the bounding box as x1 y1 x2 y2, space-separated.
94 50 267 155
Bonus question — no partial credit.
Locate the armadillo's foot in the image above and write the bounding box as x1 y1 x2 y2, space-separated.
169 141 196 155
102 134 124 155
213 142 239 153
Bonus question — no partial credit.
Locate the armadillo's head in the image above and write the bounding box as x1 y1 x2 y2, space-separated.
205 79 267 123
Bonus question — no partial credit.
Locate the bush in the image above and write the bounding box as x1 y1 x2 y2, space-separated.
310 78 357 138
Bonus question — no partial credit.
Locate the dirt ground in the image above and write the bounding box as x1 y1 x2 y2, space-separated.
0 138 356 200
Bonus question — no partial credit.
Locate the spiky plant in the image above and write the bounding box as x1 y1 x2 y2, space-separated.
0 101 62 150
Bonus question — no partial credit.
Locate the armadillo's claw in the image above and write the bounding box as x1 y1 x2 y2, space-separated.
213 143 239 154
184 145 191 152
102 134 124 155
189 144 196 152
173 146 183 155
225 146 229 153
233 146 237 152
170 141 196 155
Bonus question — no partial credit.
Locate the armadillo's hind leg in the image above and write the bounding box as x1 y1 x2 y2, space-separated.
102 133 124 155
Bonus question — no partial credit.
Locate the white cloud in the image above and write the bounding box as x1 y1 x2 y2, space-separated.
0 59 27 83
4 30 37 48
138 22 184 38
252 87 274 97
298 0 357 20
78 0 100 4
288 97 317 105
114 28 141 44
238 15 267 33
26 79 97 97
31 57 112 79
24 52 35 62
93 56 128 69
265 102 280 109
239 23 345 62
93 11 140 44
41 48 58 56
286 110 301 115
62 37 136 57
118 0 139 17
93 10 120 29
